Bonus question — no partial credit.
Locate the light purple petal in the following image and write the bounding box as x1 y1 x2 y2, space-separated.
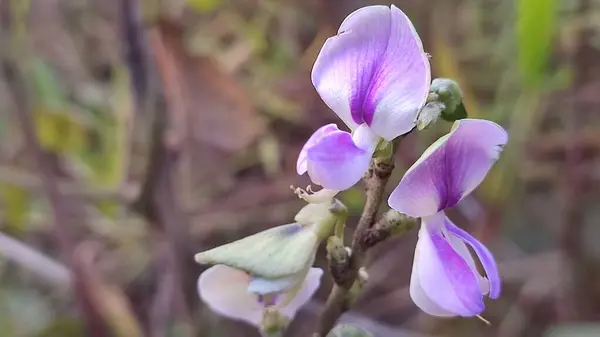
297 123 340 175
197 265 263 326
311 5 430 140
279 268 323 319
443 226 491 296
306 129 375 190
445 220 501 299
388 119 508 217
409 244 456 317
412 212 485 316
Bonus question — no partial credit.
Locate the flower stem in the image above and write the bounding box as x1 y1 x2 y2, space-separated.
314 139 403 336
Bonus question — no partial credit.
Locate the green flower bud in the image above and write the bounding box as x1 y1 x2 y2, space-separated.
429 78 467 122
416 101 445 130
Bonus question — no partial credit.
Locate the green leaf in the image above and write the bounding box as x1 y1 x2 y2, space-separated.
77 65 130 188
0 184 30 233
516 0 558 87
186 0 221 13
29 58 66 111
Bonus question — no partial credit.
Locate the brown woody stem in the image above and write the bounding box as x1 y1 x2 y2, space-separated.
314 139 405 337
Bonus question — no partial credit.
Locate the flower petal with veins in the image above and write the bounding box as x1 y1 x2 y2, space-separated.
445 220 501 298
410 212 485 316
388 119 508 218
312 5 430 140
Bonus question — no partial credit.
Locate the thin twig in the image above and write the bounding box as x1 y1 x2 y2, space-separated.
0 231 72 288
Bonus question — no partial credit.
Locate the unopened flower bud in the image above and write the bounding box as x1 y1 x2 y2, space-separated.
429 78 467 122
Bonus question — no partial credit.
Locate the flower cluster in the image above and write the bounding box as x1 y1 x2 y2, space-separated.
296 4 507 318
388 119 506 316
194 3 508 334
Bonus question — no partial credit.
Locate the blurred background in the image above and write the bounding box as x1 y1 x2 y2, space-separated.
0 0 599 336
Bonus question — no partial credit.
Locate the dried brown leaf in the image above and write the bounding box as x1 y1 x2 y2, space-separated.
150 21 264 152
73 242 143 337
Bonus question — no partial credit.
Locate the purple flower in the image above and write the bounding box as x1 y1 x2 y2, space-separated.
388 119 508 317
297 5 431 192
197 265 323 326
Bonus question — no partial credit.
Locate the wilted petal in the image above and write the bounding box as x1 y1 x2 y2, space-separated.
279 268 323 319
388 119 508 217
312 5 430 140
306 127 377 190
297 124 340 175
411 212 485 316
197 265 263 326
445 220 501 299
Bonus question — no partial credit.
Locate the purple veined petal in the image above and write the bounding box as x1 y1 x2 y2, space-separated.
306 129 376 190
443 227 491 296
388 119 508 218
197 265 263 326
311 5 430 140
440 216 491 295
367 5 431 141
412 212 485 316
409 239 457 317
297 123 340 175
279 268 323 319
445 220 501 299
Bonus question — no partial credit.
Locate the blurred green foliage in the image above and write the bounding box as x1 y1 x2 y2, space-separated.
517 0 558 88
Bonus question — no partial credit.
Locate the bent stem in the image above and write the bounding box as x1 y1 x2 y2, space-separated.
314 139 402 336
